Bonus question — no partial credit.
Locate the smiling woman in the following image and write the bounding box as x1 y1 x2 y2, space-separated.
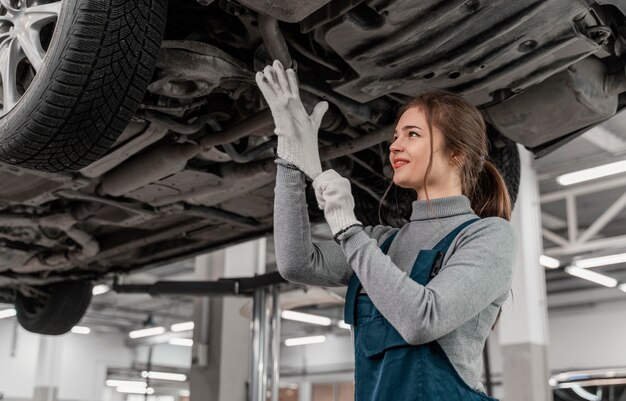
0 0 167 172
390 110 459 201
385 91 512 220
261 61 518 400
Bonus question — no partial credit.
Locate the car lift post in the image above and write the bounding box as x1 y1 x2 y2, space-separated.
114 271 287 401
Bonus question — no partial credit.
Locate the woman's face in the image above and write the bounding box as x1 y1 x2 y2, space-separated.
389 107 461 199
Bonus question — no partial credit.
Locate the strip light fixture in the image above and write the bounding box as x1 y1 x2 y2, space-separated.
564 266 618 288
337 320 351 330
575 252 626 269
281 310 331 326
92 284 110 296
171 321 194 332
71 326 91 335
556 160 626 186
141 371 187 381
619 283 626 293
169 338 193 347
540 255 560 269
0 308 16 319
106 380 147 388
284 335 327 347
129 326 165 339
117 387 154 395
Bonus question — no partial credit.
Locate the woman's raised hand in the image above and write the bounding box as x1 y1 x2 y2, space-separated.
255 60 328 180
313 169 363 240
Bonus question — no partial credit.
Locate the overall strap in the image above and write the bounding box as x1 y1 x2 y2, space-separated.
380 230 399 255
429 218 481 280
432 218 481 252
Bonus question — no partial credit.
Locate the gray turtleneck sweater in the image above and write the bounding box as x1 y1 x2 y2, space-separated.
273 159 517 392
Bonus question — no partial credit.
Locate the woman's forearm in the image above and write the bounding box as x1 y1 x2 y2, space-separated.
273 159 353 287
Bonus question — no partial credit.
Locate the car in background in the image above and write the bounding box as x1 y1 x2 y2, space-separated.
551 368 626 400
0 0 625 334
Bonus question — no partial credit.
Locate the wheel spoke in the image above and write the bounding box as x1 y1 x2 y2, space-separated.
0 37 23 112
0 0 18 13
17 1 62 72
24 1 61 26
17 30 44 71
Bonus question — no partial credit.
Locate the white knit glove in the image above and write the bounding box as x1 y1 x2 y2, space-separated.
312 169 363 239
255 60 328 180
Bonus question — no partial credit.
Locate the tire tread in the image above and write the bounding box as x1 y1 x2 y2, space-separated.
0 0 167 172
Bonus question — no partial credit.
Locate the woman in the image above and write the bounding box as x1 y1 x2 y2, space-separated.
256 60 517 400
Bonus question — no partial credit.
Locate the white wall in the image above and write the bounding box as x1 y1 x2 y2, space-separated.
0 317 133 401
0 319 41 399
57 330 133 401
135 344 192 369
547 301 626 371
486 301 626 376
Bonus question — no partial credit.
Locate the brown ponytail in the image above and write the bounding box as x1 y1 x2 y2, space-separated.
389 91 512 221
471 160 512 221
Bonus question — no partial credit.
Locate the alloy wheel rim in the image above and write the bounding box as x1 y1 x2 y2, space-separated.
0 0 61 117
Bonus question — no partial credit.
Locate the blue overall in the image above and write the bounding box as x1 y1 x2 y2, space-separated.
344 218 498 401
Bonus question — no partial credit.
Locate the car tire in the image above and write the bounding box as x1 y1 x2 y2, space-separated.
15 280 93 335
0 0 167 172
487 126 520 208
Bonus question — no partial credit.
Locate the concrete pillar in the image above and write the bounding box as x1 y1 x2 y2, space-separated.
190 238 265 401
190 251 224 399
33 336 62 401
298 380 312 401
498 145 552 401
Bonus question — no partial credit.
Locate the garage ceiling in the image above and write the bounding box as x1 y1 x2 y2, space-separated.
534 112 626 309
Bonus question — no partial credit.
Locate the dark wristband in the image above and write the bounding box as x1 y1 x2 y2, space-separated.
333 223 364 244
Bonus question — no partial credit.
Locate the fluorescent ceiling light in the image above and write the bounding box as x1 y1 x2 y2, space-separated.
141 371 187 382
0 308 16 319
540 255 560 269
92 284 110 296
71 326 91 335
106 380 147 388
284 335 327 347
179 390 191 397
129 327 165 339
281 310 331 326
117 386 154 395
170 321 194 332
575 252 626 269
564 266 618 288
557 160 626 186
619 283 626 293
169 338 193 347
337 320 351 330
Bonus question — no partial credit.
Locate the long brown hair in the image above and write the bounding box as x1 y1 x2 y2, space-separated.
387 90 512 221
